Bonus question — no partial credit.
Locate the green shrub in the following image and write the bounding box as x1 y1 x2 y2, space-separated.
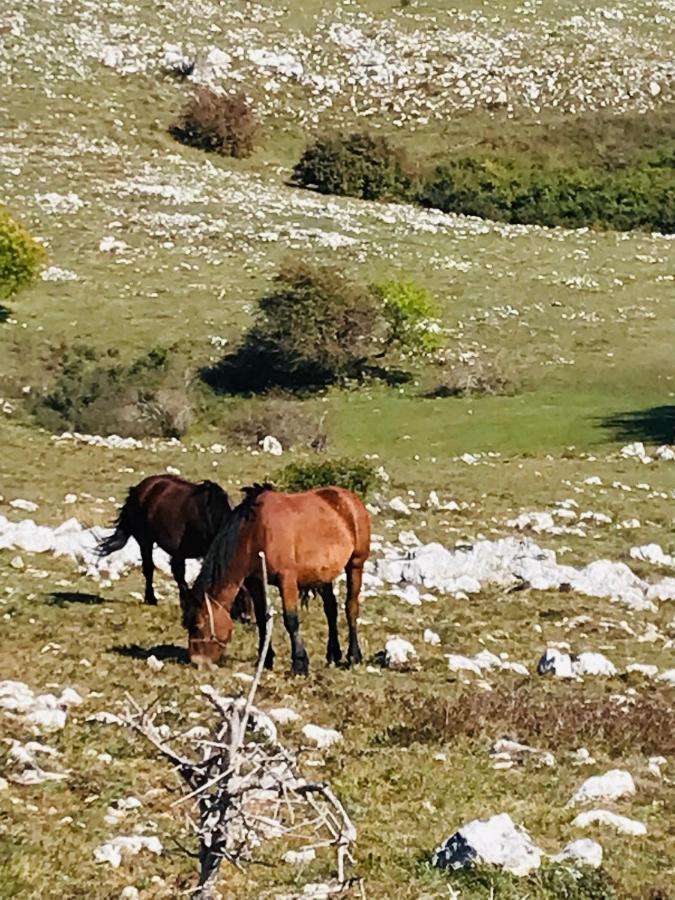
418 157 674 233
0 206 45 301
203 263 442 395
32 345 193 438
370 279 440 355
170 88 258 158
292 132 410 200
276 457 377 498
447 862 617 899
205 260 387 392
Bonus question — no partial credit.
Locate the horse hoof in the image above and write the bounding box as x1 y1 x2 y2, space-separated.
292 657 309 676
144 597 158 606
347 650 363 667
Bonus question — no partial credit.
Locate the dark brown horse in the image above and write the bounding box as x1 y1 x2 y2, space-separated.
97 474 233 606
182 484 371 674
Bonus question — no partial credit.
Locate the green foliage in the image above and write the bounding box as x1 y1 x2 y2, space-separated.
276 457 377 498
371 279 441 354
170 88 258 158
447 863 617 899
292 132 411 200
206 260 387 392
418 156 675 232
0 205 45 301
32 345 193 438
204 264 443 395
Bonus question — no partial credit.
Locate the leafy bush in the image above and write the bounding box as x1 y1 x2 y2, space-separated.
203 263 441 394
31 345 193 438
418 157 674 232
0 206 45 301
205 260 388 392
276 458 377 498
224 400 328 452
370 279 440 355
170 88 258 158
292 132 410 200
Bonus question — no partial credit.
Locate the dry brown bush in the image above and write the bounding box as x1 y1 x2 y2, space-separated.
223 400 328 452
170 88 258 158
373 683 675 756
425 357 519 398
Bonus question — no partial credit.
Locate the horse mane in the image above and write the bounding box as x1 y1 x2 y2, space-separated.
193 483 274 598
200 480 232 538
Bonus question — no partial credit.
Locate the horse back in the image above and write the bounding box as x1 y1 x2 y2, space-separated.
132 475 229 557
249 487 370 582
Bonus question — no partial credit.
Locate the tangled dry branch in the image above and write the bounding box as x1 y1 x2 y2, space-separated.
119 558 357 899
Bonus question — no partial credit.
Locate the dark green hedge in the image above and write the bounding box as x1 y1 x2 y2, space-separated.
418 153 674 232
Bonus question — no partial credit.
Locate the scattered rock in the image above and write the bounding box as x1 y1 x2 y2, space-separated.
384 637 417 669
423 628 441 645
146 655 164 672
302 724 342 749
433 812 542 876
573 809 646 836
269 707 301 725
491 739 555 770
260 435 283 456
94 835 162 868
538 648 616 679
552 838 603 868
570 769 636 805
282 848 316 865
9 498 38 512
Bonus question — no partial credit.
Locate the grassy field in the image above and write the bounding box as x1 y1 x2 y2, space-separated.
1 0 674 898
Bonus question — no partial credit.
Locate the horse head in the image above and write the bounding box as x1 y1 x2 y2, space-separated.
180 585 233 666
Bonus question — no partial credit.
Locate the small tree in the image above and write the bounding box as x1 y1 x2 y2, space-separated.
204 262 446 394
370 279 440 355
241 260 386 388
170 88 258 158
0 205 45 301
292 132 410 200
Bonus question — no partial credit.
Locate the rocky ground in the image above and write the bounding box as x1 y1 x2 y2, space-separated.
1 1 674 898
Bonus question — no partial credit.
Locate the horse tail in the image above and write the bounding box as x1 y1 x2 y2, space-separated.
96 489 136 556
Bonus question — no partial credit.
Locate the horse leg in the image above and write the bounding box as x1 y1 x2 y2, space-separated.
319 583 342 666
140 541 157 605
279 573 309 676
345 562 364 666
244 577 275 670
170 556 187 597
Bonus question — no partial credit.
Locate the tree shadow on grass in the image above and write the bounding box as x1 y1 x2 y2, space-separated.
47 591 107 606
111 643 190 665
599 406 675 445
200 349 411 397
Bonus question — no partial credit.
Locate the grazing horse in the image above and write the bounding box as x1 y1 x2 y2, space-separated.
182 484 371 674
97 474 244 610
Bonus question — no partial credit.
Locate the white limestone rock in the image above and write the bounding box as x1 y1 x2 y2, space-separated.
433 813 542 876
573 809 646 836
570 770 636 805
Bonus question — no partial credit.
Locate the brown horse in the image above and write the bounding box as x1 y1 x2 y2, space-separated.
97 474 233 606
182 484 371 674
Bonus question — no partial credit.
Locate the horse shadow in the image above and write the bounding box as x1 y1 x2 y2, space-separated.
47 591 107 606
111 643 190 665
599 405 675 445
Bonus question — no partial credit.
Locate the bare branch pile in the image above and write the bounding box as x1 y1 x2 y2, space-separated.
119 608 356 899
